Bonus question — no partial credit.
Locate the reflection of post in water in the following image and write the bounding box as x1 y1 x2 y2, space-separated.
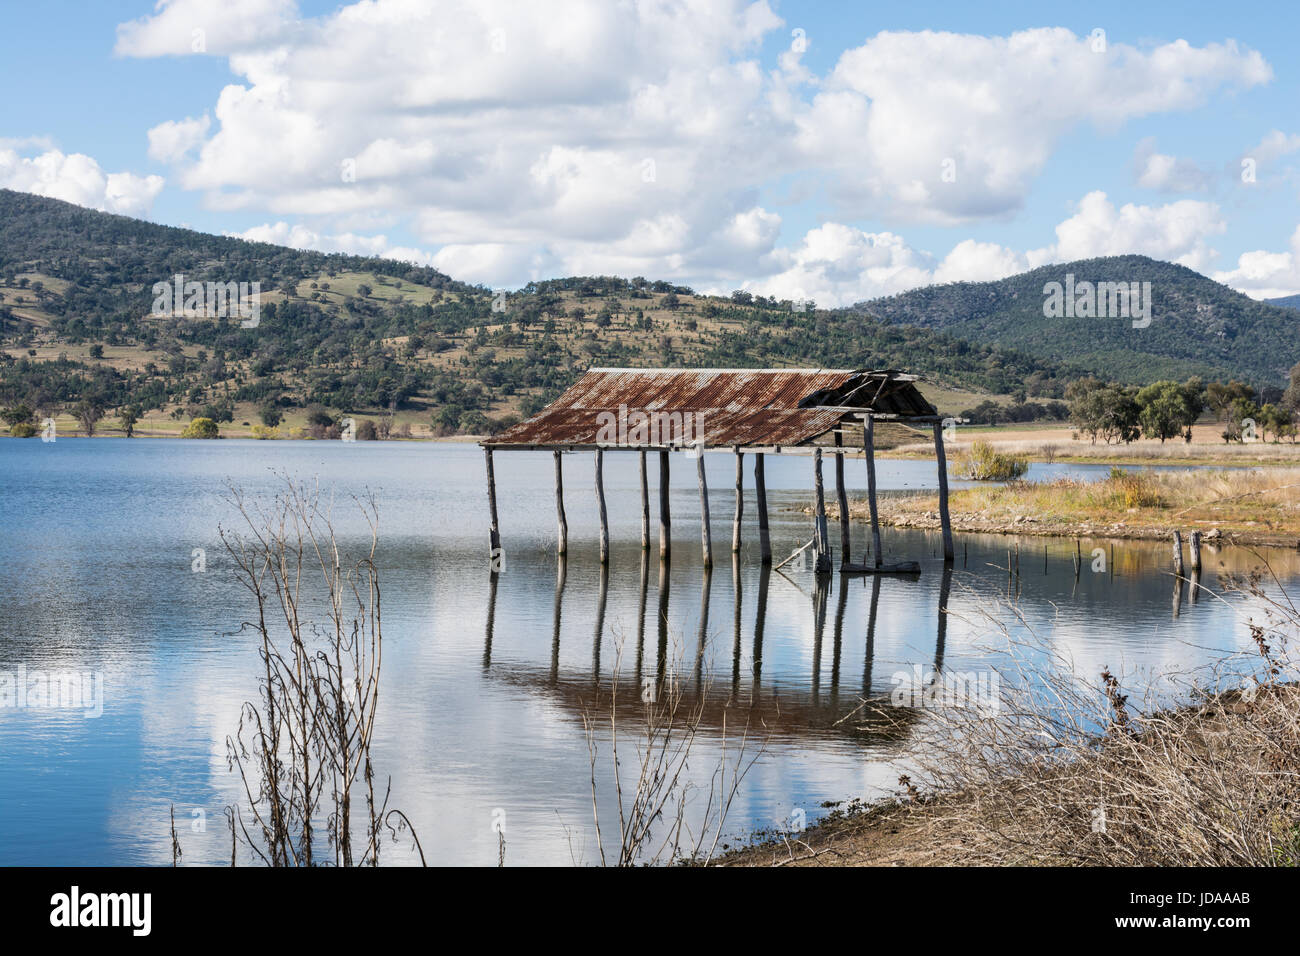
731 554 743 695
483 571 499 669
695 565 712 688
1189 568 1201 605
934 563 953 676
656 558 671 689
1172 574 1183 619
753 563 770 688
635 549 649 687
831 571 848 698
1071 539 1080 600
593 564 609 683
1015 543 1021 600
550 555 568 685
863 574 881 697
811 574 830 702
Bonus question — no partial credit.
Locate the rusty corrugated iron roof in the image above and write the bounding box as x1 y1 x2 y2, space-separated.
485 367 938 449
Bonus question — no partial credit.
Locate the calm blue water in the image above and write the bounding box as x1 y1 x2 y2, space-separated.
0 438 1291 865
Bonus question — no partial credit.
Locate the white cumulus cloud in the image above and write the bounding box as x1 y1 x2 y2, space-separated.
1212 225 1300 299
115 0 298 57
742 191 1232 307
1046 190 1226 271
118 3 1272 289
147 115 211 162
1133 138 1215 193
0 147 164 217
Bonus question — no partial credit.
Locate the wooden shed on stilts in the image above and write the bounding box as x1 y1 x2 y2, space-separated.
480 367 953 574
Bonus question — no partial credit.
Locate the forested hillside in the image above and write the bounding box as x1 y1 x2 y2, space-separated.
0 190 1069 433
858 255 1300 385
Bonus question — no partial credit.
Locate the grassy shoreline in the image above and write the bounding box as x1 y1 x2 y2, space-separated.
830 466 1300 548
719 681 1300 867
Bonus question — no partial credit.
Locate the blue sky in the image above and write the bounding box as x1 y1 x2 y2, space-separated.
2 0 1298 303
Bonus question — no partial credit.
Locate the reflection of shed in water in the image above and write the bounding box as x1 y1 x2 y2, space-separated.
482 368 951 574
480 554 954 747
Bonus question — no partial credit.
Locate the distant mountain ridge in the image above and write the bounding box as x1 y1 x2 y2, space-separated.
856 255 1300 386
1268 294 1300 310
2 190 1291 436
0 189 1075 429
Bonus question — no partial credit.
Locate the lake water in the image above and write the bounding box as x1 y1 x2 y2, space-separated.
0 438 1293 865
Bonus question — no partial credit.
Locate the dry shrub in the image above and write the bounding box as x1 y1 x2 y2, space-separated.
583 636 765 866
217 477 423 866
899 570 1300 866
951 439 1029 481
1096 467 1163 509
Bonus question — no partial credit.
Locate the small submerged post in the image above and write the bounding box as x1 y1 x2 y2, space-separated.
834 430 851 569
732 448 744 554
754 453 771 565
932 421 955 563
596 448 609 565
1172 529 1184 579
1189 530 1202 573
485 447 501 567
659 449 671 561
553 450 567 557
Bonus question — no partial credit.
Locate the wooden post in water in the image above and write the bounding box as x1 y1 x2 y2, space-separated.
484 571 498 666
485 447 501 567
553 450 568 556
731 552 743 692
658 450 671 561
595 448 609 565
1172 529 1184 579
550 555 566 684
697 450 713 568
1189 530 1202 573
863 416 882 568
638 450 650 551
834 430 851 569
754 453 771 565
813 448 831 574
932 422 955 563
732 448 744 553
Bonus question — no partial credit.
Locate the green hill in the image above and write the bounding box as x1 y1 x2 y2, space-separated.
0 189 1072 432
857 255 1300 386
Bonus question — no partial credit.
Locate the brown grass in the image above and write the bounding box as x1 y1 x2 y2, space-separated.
724 565 1300 867
853 466 1300 546
889 423 1300 466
